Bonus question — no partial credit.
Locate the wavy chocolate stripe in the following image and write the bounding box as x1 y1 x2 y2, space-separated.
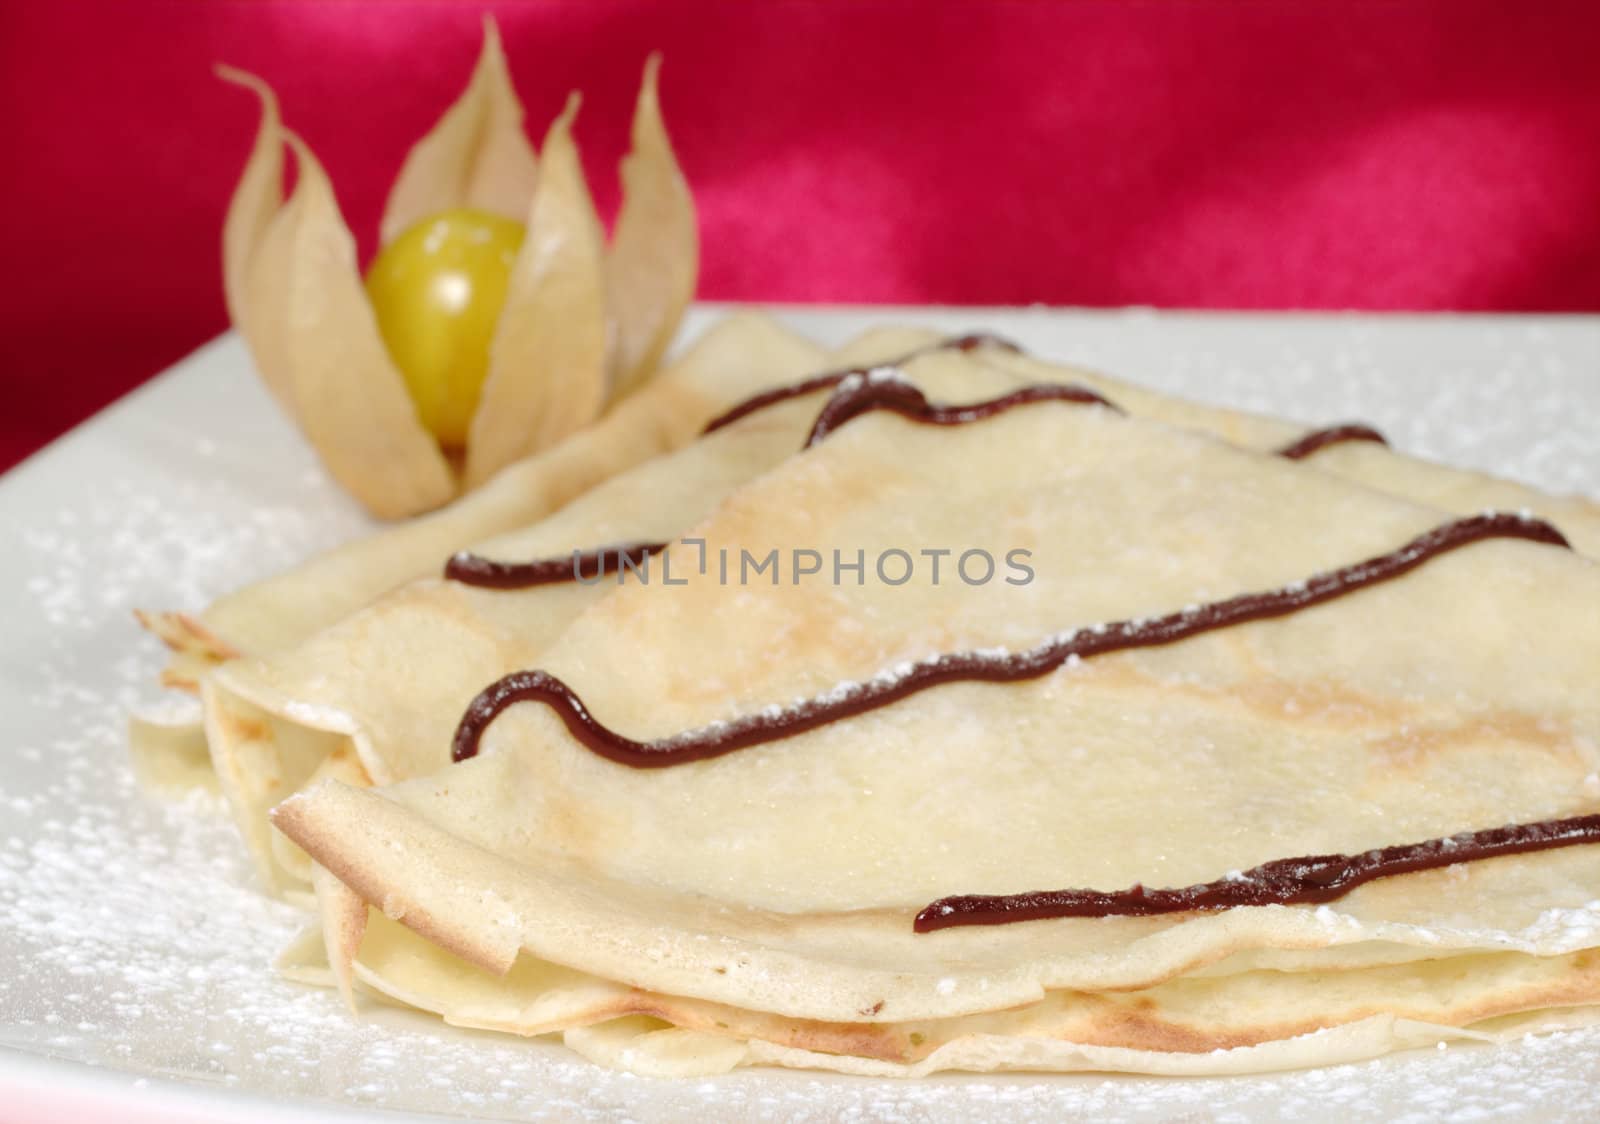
451 353 1392 591
447 376 1111 590
451 512 1570 768
445 542 668 589
698 332 1019 436
915 814 1600 930
1277 424 1389 460
802 376 1116 448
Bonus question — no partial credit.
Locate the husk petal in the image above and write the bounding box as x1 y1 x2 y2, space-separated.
605 54 698 400
217 67 295 410
464 94 609 490
219 70 458 519
271 133 457 517
380 17 539 246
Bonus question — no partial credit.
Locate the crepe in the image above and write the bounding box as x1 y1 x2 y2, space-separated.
852 326 1600 555
195 321 1600 893
266 356 1600 1074
201 339 1028 892
277 906 1600 1078
153 320 1599 685
130 314 826 811
135 314 826 705
150 321 1598 691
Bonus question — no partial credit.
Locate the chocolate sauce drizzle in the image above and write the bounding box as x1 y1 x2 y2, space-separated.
914 813 1600 930
803 377 1116 449
1276 424 1389 460
451 512 1569 770
449 345 1389 592
447 375 1111 591
698 332 1019 436
444 542 669 589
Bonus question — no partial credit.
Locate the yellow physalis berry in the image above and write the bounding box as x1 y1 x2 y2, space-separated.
366 208 526 449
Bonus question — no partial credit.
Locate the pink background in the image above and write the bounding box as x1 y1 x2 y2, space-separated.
3 0 1598 471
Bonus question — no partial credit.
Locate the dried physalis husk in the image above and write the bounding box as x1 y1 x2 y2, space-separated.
464 94 609 489
217 23 695 518
379 17 538 245
220 69 457 519
605 54 698 400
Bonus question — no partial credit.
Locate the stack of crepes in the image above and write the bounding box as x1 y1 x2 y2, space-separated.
135 316 1600 1077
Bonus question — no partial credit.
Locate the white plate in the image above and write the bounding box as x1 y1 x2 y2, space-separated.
2 306 1598 1123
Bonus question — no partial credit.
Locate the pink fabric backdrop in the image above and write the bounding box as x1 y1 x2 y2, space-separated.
3 0 1598 470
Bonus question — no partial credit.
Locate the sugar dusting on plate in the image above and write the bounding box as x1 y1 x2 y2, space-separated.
0 321 1597 1122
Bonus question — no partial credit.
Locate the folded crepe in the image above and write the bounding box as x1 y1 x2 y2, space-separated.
201 327 1600 899
203 329 994 892
969 338 1600 555
129 314 829 789
267 358 1600 1075
140 313 829 682
145 319 1600 693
